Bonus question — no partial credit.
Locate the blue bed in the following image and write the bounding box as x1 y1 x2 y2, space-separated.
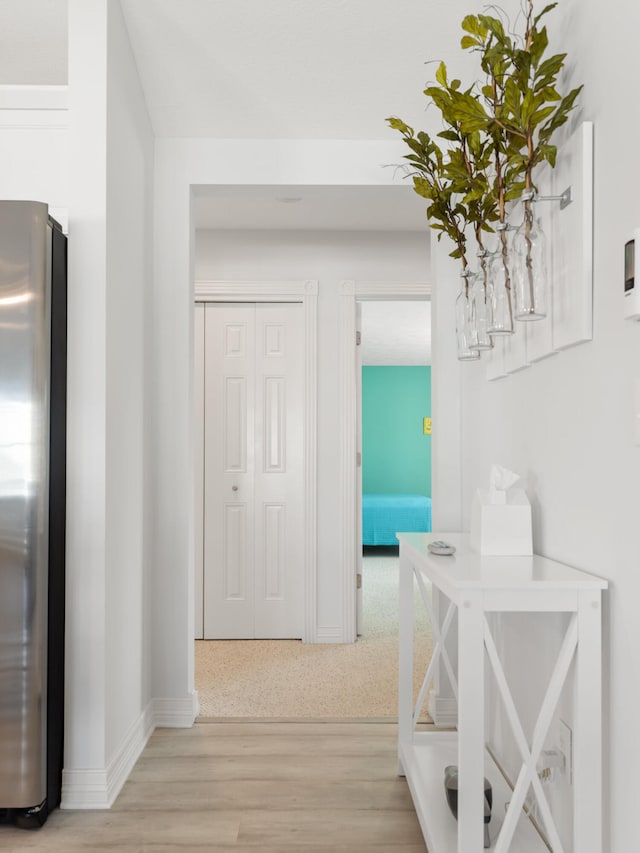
362 494 432 545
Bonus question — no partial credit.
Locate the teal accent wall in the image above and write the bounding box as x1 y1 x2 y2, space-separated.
362 366 431 496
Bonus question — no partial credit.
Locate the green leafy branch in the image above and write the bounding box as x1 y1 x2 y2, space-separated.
461 2 582 194
425 61 499 255
386 116 472 267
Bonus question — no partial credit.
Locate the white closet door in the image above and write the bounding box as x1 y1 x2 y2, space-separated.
253 303 304 638
204 303 256 638
203 302 304 639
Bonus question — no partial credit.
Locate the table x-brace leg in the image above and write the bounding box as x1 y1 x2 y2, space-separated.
413 570 458 727
484 613 578 853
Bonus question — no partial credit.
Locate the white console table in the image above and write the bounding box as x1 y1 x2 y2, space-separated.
397 532 607 853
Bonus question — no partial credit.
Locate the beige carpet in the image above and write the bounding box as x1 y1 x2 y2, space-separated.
195 547 433 718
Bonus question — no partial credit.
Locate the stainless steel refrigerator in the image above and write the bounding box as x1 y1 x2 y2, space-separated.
0 201 67 829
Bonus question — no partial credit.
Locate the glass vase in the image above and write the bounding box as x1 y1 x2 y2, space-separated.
471 250 494 351
511 192 548 321
456 270 480 361
487 222 514 336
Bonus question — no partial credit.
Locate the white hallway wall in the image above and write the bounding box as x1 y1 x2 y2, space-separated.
62 0 154 806
458 0 640 849
195 228 429 633
104 0 154 767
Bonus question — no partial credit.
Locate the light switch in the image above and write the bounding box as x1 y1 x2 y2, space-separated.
423 417 432 435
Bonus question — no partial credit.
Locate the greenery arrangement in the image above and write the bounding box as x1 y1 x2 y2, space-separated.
387 0 582 296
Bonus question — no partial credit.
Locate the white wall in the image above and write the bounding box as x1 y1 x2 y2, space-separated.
429 237 463 533
104 0 154 762
195 228 429 632
0 85 68 221
458 0 640 848
63 0 154 807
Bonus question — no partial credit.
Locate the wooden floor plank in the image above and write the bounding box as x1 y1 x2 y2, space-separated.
0 809 240 848
151 721 405 739
114 778 416 812
143 732 402 759
129 752 399 783
236 808 425 847
6 844 428 853
150 721 399 737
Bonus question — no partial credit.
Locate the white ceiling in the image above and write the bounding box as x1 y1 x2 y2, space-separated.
119 0 478 141
361 301 431 366
193 184 427 232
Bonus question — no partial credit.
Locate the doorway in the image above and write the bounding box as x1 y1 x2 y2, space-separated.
357 300 432 637
338 281 433 643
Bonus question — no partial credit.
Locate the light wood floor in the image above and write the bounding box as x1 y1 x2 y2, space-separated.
1 721 428 852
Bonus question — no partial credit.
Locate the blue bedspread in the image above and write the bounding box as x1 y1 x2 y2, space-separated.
362 493 432 545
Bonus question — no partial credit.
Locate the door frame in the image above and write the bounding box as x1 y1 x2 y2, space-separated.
194 278 318 642
339 279 432 643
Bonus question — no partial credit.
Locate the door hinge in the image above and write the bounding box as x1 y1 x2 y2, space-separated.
356 330 361 346
356 452 361 467
357 573 362 589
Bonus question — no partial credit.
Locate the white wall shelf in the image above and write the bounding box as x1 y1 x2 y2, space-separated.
397 532 607 853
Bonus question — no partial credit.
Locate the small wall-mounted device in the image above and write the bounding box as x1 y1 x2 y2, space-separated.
624 229 640 320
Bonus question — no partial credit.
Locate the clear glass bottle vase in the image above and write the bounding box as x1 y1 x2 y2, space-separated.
487 222 514 335
455 269 480 361
472 251 494 351
511 192 548 321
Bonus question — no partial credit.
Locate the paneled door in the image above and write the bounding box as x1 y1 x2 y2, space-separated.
202 302 304 639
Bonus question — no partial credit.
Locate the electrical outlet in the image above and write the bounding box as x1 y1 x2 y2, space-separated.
557 719 573 784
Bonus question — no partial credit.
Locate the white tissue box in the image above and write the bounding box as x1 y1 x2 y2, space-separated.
470 488 533 555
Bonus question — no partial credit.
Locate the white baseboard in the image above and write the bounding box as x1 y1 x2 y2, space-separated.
428 692 458 727
61 693 199 810
60 767 111 810
315 626 345 643
61 701 155 810
153 692 199 727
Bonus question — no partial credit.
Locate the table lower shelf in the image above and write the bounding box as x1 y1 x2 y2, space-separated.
399 732 548 852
